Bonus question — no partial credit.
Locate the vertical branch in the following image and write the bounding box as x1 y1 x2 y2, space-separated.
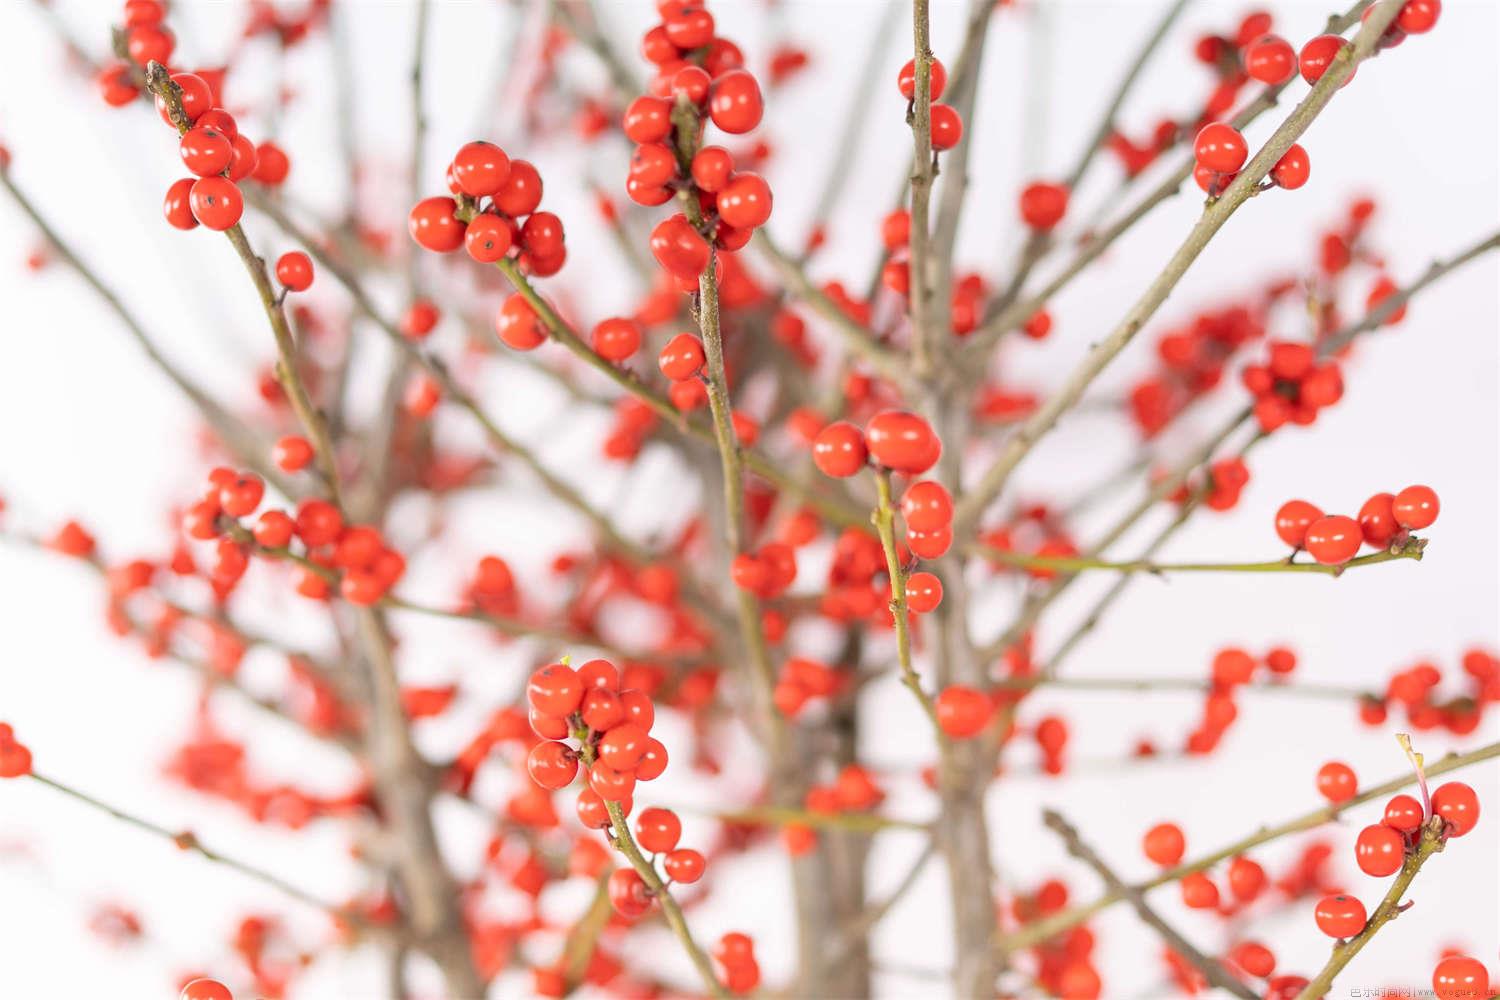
907 0 938 377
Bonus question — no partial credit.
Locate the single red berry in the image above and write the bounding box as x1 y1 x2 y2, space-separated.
907 526 952 560
495 293 545 350
495 159 544 216
935 685 991 739
252 141 290 185
598 723 650 771
592 317 642 362
865 410 940 474
929 104 964 151
218 474 264 518
1227 855 1265 900
1316 760 1358 803
650 214 710 279
1194 122 1249 174
520 212 565 258
897 58 947 101
1431 781 1479 836
1391 484 1439 530
1382 793 1424 833
1229 941 1276 978
528 663 583 717
663 847 706 883
1432 956 1489 1000
658 332 706 380
607 867 652 917
588 761 636 801
129 24 176 67
575 787 613 828
634 807 682 853
1019 182 1069 230
620 689 656 731
580 688 624 732
179 125 234 177
157 72 210 126
905 571 943 613
451 140 511 197
1313 893 1366 938
1397 0 1441 34
188 176 243 231
227 134 258 182
163 178 199 230
812 421 868 478
1299 34 1354 86
1354 823 1405 877
1270 144 1310 189
901 480 954 533
408 196 466 253
635 737 669 781
180 980 233 1000
526 741 578 790
274 251 313 292
623 96 673 143
464 213 514 263
1274 499 1323 548
671 65 712 105
401 300 440 339
1142 823 1186 866
272 435 313 473
1357 492 1400 547
1304 515 1361 565
252 509 294 549
691 146 735 193
716 173 774 230
1180 872 1219 909
708 70 764 134
1244 34 1297 83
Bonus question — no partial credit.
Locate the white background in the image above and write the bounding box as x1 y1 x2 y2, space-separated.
0 1 1496 998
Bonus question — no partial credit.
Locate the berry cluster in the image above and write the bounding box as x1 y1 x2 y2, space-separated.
771 656 845 718
812 410 942 479
1359 649 1498 733
713 932 761 994
408 139 560 288
1275 484 1439 564
899 57 964 153
0 723 32 779
1242 340 1345 432
1192 121 1309 196
621 2 772 285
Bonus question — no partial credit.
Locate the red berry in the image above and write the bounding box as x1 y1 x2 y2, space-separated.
494 159 544 216
1357 493 1400 547
188 176 243 231
658 333 706 380
1270 144 1310 189
1194 123 1249 174
451 140 511 197
901 480 953 532
635 738 669 780
812 421 868 478
935 685 991 739
252 510 294 549
495 294 545 350
252 141 290 185
588 761 636 801
865 410 940 474
157 73 210 126
1019 182 1069 230
163 178 199 230
716 173 773 230
1180 872 1219 909
907 526 952 560
275 251 313 292
897 58 947 101
1244 34 1297 83
598 723 649 771
1227 855 1265 900
464 213 514 263
1391 484 1439 530
1397 0 1441 34
179 125 233 177
1354 823 1404 877
1316 760 1358 803
180 980 233 1000
663 847 706 883
408 196 466 253
1431 781 1479 836
1142 823 1186 866
528 663 583 717
1313 893 1366 938
905 571 943 613
1229 941 1276 978
1299 34 1354 86
929 104 964 151
592 317 642 362
273 435 313 472
1433 956 1489 1000
634 807 682 853
623 96 672 143
1274 499 1323 548
691 146 735 192
608 867 652 917
1382 793 1424 833
1304 515 1361 565
650 214 710 279
708 70 764 134
218 474 264 517
526 741 578 790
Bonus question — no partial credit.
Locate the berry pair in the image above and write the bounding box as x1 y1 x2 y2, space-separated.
812 410 942 478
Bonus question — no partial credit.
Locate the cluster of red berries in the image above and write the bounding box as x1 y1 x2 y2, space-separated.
183 468 406 605
1192 121 1309 196
898 58 963 152
771 656 846 719
154 73 286 231
0 723 32 779
1275 484 1439 564
1360 650 1498 733
978 505 1080 583
812 410 942 479
1242 340 1344 432
1175 645 1297 754
618 2 771 286
1130 300 1270 438
409 138 558 283
714 932 761 994
730 541 797 599
1141 822 1274 917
